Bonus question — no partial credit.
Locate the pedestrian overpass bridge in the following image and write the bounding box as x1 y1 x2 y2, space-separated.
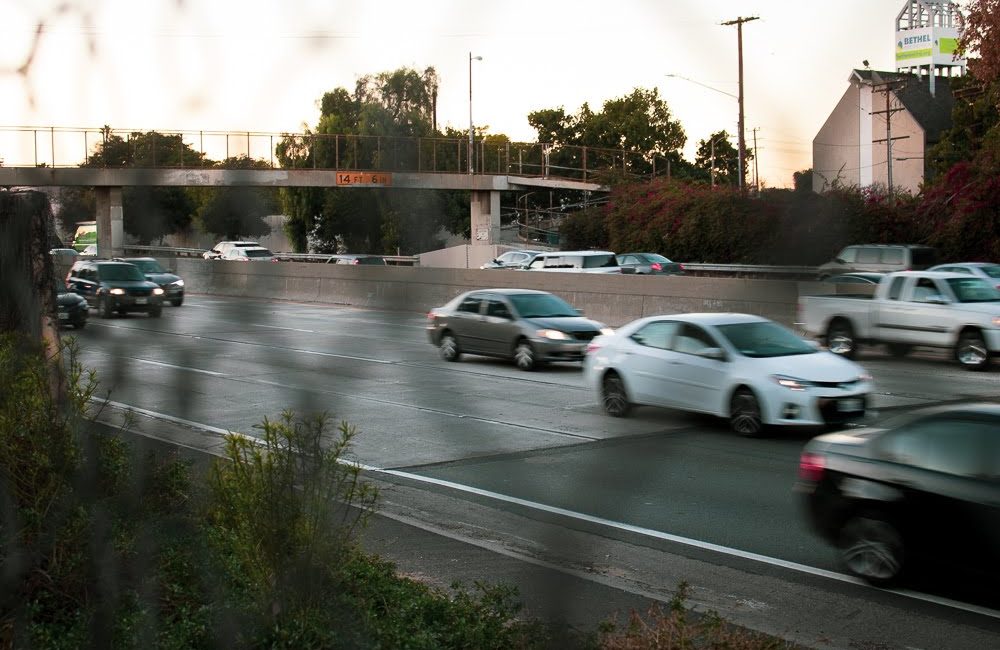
0 126 638 255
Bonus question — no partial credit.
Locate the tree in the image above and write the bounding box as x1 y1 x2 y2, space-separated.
694 131 741 186
194 156 278 240
83 128 206 243
528 87 688 178
792 169 814 194
278 66 465 254
958 0 1000 86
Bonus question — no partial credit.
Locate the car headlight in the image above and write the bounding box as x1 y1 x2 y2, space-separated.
153 287 164 295
858 372 873 383
599 327 615 336
537 329 570 340
109 288 125 295
993 316 1000 327
172 279 184 287
771 374 812 391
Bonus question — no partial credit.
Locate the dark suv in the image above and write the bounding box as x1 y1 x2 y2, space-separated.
116 257 185 306
66 259 164 318
796 404 1000 586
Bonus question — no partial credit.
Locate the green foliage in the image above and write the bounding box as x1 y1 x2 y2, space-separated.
208 411 377 621
694 131 748 187
193 156 278 240
81 128 207 243
55 187 96 239
278 66 466 253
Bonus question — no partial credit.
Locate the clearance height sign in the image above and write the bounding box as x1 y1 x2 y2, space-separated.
895 26 963 67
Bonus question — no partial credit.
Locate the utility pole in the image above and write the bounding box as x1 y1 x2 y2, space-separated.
752 127 759 192
722 16 758 194
871 77 909 202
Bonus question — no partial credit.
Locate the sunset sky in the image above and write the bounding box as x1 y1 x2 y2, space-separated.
0 0 949 187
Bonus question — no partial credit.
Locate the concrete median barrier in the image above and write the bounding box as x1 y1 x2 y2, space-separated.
174 259 807 328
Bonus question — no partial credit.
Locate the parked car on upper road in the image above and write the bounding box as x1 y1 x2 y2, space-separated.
116 257 185 306
203 241 260 260
220 246 278 262
796 402 1000 586
54 279 88 329
80 244 99 257
66 259 164 318
480 249 542 270
799 270 1000 370
816 244 938 279
524 250 622 273
584 313 872 435
427 288 613 371
616 252 684 275
928 262 1000 290
326 254 386 265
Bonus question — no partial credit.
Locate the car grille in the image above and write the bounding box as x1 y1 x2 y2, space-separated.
818 396 867 424
571 331 599 341
812 379 860 390
126 288 154 297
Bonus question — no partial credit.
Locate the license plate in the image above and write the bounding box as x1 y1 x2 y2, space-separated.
839 398 863 412
135 297 147 305
57 312 69 320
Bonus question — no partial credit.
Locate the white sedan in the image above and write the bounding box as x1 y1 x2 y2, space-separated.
584 313 873 435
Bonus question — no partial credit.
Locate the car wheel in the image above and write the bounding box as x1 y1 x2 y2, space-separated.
99 297 114 318
887 343 911 358
955 329 989 371
826 319 856 359
149 307 162 318
729 387 763 436
439 332 461 362
601 372 631 417
513 339 537 371
170 298 184 307
839 514 905 586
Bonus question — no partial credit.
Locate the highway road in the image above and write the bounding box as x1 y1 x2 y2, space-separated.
68 294 1000 649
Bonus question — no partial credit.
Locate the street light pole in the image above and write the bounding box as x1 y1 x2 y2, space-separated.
468 52 482 175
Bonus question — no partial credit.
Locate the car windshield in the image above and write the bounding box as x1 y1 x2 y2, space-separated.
98 264 145 281
945 277 1000 302
245 249 274 258
128 259 165 273
508 293 579 318
715 321 817 358
980 265 1000 279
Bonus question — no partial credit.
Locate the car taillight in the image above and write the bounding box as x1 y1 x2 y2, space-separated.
651 263 662 271
678 263 685 271
798 452 825 483
427 311 437 322
352 259 360 265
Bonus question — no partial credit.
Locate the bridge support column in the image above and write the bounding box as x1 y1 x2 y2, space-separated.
470 190 501 247
95 186 124 257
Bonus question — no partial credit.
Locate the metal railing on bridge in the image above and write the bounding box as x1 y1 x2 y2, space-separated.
0 126 673 184
121 245 419 266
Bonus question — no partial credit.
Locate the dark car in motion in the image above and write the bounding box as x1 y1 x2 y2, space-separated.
426 288 613 371
617 252 684 275
66 260 164 318
796 403 1000 586
326 254 386 265
116 257 185 306
55 279 88 329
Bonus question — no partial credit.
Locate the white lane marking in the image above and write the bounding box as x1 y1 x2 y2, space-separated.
251 324 316 333
128 358 226 376
94 401 1000 622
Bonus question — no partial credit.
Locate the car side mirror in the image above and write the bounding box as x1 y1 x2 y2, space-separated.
697 347 727 361
576 308 585 315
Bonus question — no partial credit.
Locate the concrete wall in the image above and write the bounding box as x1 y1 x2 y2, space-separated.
814 84 862 192
176 258 838 328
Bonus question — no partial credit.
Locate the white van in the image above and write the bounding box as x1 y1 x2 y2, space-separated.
524 250 622 273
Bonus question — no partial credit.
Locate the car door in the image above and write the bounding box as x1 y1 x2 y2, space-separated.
878 416 1000 566
618 320 682 407
618 254 640 273
664 323 729 413
899 276 953 347
873 275 912 342
448 293 487 353
480 295 519 356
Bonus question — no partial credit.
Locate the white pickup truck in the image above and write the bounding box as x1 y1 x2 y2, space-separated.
799 271 1000 370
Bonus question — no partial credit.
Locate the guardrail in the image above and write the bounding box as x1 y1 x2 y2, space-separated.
122 245 419 266
681 263 818 279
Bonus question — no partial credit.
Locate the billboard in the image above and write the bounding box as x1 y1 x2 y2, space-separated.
895 26 964 68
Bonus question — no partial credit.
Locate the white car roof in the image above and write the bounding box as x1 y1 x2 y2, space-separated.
626 312 769 329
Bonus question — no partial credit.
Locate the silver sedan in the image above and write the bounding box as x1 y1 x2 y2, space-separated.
426 288 613 370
